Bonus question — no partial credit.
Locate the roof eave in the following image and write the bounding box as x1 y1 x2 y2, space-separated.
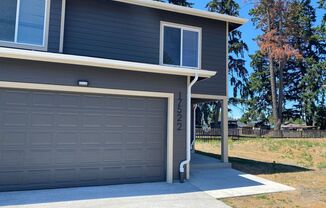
113 0 248 25
0 47 216 78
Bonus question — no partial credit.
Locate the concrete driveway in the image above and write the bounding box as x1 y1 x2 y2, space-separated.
0 182 230 208
0 154 294 208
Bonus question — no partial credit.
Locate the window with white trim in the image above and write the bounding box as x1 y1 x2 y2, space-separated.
161 22 201 69
0 0 49 48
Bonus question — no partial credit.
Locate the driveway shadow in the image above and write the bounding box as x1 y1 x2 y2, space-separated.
195 150 311 175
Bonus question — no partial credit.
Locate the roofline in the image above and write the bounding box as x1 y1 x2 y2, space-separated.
113 0 247 25
0 47 216 78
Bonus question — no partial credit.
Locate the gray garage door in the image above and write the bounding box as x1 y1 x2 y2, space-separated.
0 88 166 191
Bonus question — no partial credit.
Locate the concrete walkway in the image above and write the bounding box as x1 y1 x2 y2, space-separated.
0 182 230 208
190 167 295 199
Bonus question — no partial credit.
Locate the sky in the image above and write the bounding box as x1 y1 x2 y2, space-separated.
192 0 324 119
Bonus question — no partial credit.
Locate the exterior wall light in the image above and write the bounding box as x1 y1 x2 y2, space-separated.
78 80 89 87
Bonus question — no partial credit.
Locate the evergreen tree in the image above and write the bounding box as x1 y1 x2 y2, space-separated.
244 0 326 129
207 0 249 99
153 0 193 7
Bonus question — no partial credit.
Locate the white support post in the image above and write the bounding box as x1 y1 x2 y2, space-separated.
221 97 228 163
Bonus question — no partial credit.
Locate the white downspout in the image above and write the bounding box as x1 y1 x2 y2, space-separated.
179 73 199 182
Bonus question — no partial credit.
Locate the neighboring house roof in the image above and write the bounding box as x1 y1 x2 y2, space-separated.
0 47 216 78
113 0 247 30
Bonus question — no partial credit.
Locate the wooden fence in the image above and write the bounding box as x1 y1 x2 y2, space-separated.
196 128 326 139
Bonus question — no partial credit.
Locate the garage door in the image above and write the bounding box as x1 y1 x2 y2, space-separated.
0 88 166 191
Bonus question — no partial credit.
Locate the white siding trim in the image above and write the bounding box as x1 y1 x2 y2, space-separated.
0 47 216 78
59 0 66 53
113 0 247 25
0 81 174 184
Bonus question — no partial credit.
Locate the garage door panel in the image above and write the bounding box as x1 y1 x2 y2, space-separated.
26 149 52 165
103 132 123 144
0 170 24 185
104 114 124 127
80 132 103 145
124 166 144 179
3 111 29 127
53 168 77 183
1 131 26 146
145 165 165 178
0 89 167 191
57 94 80 108
31 112 54 127
55 113 79 127
79 149 101 164
32 92 56 107
102 167 123 180
147 132 165 144
0 150 25 166
127 98 146 110
30 132 53 146
82 113 104 128
54 149 77 164
127 115 145 127
26 169 52 185
102 149 123 162
104 97 126 110
125 148 147 161
125 132 146 144
79 167 100 180
3 90 30 106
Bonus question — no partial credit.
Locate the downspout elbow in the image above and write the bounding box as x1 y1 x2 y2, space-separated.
179 73 199 183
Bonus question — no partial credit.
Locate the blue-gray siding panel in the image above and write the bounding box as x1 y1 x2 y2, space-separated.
47 0 62 52
62 0 227 95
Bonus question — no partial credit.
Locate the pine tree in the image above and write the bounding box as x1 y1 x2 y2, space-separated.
249 0 302 130
206 0 248 99
153 0 193 7
244 0 325 129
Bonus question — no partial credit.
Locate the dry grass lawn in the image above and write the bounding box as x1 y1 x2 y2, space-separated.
195 138 326 208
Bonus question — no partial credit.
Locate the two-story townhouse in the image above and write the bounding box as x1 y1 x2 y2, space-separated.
0 0 246 191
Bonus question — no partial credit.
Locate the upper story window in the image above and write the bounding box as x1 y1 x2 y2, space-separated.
0 0 50 50
160 22 201 69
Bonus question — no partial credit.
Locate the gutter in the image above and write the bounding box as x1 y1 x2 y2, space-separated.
179 74 199 182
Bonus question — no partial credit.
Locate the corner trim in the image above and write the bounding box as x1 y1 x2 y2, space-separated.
0 81 174 184
0 47 216 78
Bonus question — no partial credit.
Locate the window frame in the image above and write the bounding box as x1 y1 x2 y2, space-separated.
0 0 51 51
160 21 202 69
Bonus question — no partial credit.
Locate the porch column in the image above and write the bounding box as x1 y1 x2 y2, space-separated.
221 97 228 163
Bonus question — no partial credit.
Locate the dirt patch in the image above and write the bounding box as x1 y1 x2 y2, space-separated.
195 138 326 208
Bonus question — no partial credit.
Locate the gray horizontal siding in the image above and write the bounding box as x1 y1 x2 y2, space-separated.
62 0 227 95
47 0 62 52
0 57 187 180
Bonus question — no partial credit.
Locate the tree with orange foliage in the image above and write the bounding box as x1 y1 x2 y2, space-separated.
250 0 302 131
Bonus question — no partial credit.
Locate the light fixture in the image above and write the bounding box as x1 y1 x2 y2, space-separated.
78 80 89 87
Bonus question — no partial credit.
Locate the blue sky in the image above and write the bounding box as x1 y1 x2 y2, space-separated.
193 0 324 119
